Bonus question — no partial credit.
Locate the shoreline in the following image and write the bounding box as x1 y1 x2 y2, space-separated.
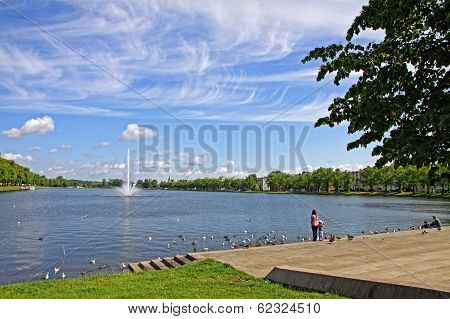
157 188 450 200
2 186 448 200
0 186 33 193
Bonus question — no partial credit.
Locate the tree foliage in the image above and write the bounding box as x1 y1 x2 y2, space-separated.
302 0 449 167
0 157 106 188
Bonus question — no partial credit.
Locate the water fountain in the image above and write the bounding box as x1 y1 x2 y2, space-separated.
119 149 137 196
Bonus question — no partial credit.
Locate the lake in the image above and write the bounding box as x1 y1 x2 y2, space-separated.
0 188 449 285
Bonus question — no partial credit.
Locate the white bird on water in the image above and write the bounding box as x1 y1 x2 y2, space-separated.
148 237 152 241
121 262 126 269
54 267 60 274
90 259 96 265
61 273 66 280
44 272 49 280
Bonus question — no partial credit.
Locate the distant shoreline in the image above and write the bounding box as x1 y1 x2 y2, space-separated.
157 188 450 200
2 185 448 200
0 186 33 193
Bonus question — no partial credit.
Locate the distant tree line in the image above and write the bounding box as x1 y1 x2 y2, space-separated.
267 166 449 194
159 166 449 195
158 174 259 192
136 179 159 189
1 157 103 188
2 157 448 194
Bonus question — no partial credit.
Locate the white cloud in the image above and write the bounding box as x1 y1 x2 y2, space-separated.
80 161 127 177
149 149 171 157
144 161 171 169
0 0 380 122
95 141 111 148
46 166 76 177
0 46 55 75
120 123 157 140
2 115 54 138
1 152 33 162
189 155 204 165
337 163 365 172
226 160 235 167
59 144 73 150
28 146 42 152
50 144 73 153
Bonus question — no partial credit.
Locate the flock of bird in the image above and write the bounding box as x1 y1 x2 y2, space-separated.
148 217 422 256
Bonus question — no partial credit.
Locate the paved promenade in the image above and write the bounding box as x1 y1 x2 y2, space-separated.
191 228 450 293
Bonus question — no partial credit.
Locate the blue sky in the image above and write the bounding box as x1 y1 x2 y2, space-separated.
0 0 383 181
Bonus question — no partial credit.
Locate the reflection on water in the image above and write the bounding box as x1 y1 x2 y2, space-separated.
0 188 448 284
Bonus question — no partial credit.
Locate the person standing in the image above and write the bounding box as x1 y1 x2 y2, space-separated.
311 210 319 241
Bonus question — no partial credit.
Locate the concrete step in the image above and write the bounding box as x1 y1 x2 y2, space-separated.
162 257 181 268
174 255 191 265
150 259 169 270
128 262 142 273
185 253 197 261
139 261 155 271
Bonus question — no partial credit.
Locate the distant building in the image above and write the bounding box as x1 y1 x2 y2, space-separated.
256 177 269 191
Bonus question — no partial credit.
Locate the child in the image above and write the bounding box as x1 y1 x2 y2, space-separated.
318 220 325 241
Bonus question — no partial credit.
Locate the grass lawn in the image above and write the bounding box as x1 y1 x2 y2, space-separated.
0 186 25 192
0 260 341 299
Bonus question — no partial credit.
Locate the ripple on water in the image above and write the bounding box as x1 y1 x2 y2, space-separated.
0 188 448 284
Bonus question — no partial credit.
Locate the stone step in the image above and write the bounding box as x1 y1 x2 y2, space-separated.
185 253 197 261
150 259 169 270
174 255 191 265
139 261 155 271
128 262 142 273
162 257 181 268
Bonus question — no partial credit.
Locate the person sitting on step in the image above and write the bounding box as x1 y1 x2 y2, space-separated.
430 216 442 229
